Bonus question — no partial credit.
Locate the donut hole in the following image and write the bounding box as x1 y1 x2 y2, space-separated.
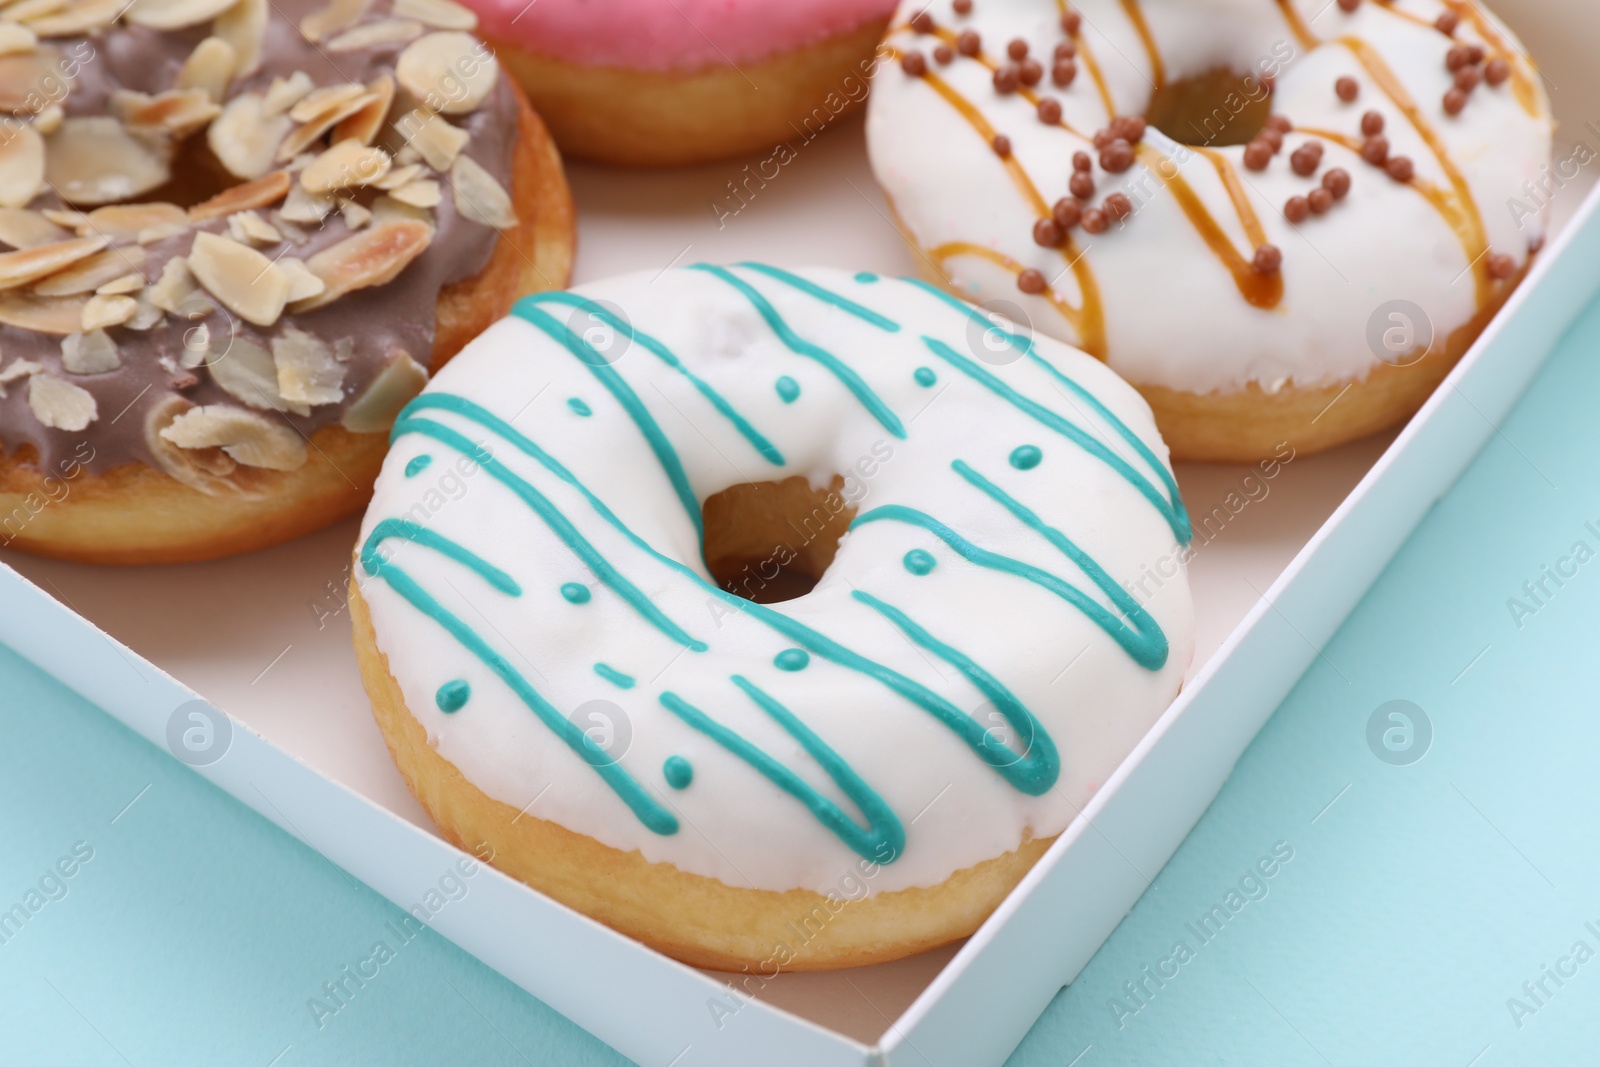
1143 68 1274 148
701 475 855 605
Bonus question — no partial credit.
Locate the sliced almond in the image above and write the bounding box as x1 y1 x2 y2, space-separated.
40 208 87 229
33 104 61 135
139 222 189 244
299 140 390 193
176 36 235 103
115 87 222 138
273 327 344 406
25 0 123 36
125 291 165 329
3 0 67 25
299 0 365 41
96 272 144 295
188 170 290 223
0 23 38 55
0 208 67 248
34 245 145 295
60 328 118 373
389 178 439 208
451 153 516 229
147 254 195 312
392 108 468 171
80 202 186 242
293 219 429 312
261 71 314 117
160 403 307 470
214 0 266 78
145 395 237 488
27 372 95 429
0 357 41 397
227 209 281 245
208 92 291 180
0 234 106 290
373 161 423 190
392 0 474 31
342 350 425 432
275 90 376 162
0 288 85 332
288 82 367 124
327 18 422 51
0 124 42 208
276 256 325 301
187 231 289 326
397 32 496 115
80 292 136 329
338 198 370 230
206 334 307 414
332 73 393 146
123 0 237 30
370 193 430 228
46 118 171 205
278 182 335 224
0 47 59 112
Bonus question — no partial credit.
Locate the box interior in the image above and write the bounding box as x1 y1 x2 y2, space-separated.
5 0 1597 1049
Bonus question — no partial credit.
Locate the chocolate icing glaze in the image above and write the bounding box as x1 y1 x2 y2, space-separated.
0 0 519 476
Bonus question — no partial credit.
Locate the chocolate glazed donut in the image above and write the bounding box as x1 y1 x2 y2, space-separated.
0 0 574 564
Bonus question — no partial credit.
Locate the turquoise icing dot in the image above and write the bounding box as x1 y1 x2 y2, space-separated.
775 376 801 403
1010 445 1043 470
567 397 592 416
594 662 635 689
903 549 937 575
663 756 694 790
404 454 433 477
435 680 470 713
774 649 810 672
914 367 937 387
854 271 879 283
560 582 592 604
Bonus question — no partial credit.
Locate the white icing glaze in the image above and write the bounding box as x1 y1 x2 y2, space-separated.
867 0 1553 395
356 266 1194 895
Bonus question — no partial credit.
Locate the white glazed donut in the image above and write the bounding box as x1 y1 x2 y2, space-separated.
349 265 1195 970
868 0 1554 461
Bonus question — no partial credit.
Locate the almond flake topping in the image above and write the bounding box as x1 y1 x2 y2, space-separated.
341 349 425 432
187 231 289 326
0 24 38 55
0 290 88 333
392 0 475 31
209 92 292 180
60 328 118 373
46 118 171 205
292 218 430 311
274 326 344 406
80 292 137 330
299 0 366 41
206 334 307 414
327 17 422 51
189 171 292 222
79 203 187 243
123 0 238 28
261 71 314 117
299 140 391 193
34 245 146 295
176 36 236 103
28 372 96 429
393 108 468 171
0 124 43 209
0 235 107 290
160 403 307 470
451 153 517 229
332 74 393 146
0 208 68 249
215 0 266 77
396 32 496 115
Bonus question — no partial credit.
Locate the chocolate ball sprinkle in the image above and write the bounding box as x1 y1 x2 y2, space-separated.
1487 253 1516 280
1092 127 1113 149
1018 58 1043 86
992 133 1012 157
1361 110 1385 136
1290 142 1324 177
1104 192 1133 222
1322 167 1352 199
993 66 1020 93
1337 0 1359 10
1336 76 1360 102
1052 60 1078 87
1033 218 1064 247
1070 171 1095 199
934 43 954 64
957 29 981 56
952 0 973 13
1054 41 1076 60
1265 114 1294 134
1061 9 1082 35
1446 45 1471 71
1254 244 1284 273
1284 196 1311 223
1443 87 1467 115
1361 135 1390 165
910 11 935 33
1017 268 1047 294
1007 38 1029 60
1244 140 1274 171
1455 65 1481 91
1308 186 1334 214
1110 115 1147 144
1261 127 1285 151
1466 44 1485 64
1100 139 1135 173
1052 197 1082 228
1073 150 1092 172
1485 57 1511 86
1037 97 1062 124
902 52 927 76
1436 10 1460 35
1081 208 1108 234
1385 155 1415 182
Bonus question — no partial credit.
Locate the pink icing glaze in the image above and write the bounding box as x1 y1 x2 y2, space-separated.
471 0 897 72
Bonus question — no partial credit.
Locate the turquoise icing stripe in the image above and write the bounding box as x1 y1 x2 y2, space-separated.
360 523 679 835
512 302 705 536
850 590 1056 788
690 264 907 440
902 277 1035 356
363 518 522 596
661 676 905 862
392 405 707 652
735 263 902 333
394 395 1059 796
923 336 1192 544
518 292 785 469
853 502 1168 670
594 662 636 689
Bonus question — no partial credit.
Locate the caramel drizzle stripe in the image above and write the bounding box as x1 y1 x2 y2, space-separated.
1274 0 1319 52
1119 0 1166 92
1137 144 1283 310
1054 0 1118 117
928 241 1089 328
1196 146 1271 248
1340 36 1492 309
912 64 1107 355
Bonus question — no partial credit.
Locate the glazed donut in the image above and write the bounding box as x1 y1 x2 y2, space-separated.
0 0 574 565
350 265 1194 970
469 0 898 166
868 0 1553 462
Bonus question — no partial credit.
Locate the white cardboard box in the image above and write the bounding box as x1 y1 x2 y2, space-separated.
3 3 1599 1062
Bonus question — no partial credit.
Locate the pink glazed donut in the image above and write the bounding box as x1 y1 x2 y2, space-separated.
468 0 898 166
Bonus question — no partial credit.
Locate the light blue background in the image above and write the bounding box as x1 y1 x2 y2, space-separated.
5 296 1600 1065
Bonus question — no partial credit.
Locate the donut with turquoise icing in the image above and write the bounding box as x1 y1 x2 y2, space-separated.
461 0 899 165
349 264 1194 970
868 0 1554 462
